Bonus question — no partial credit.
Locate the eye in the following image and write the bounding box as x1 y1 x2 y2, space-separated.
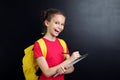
61 23 65 26
55 21 60 24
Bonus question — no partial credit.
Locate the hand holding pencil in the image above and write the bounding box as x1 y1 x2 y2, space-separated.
54 51 84 77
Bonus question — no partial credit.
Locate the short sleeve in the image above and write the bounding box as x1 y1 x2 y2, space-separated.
33 42 43 58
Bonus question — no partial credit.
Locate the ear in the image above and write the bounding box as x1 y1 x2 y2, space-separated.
44 20 49 27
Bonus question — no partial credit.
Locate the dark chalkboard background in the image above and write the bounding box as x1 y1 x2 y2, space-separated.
1 0 120 80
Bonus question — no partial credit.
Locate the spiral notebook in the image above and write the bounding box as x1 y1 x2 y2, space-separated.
53 53 88 77
66 53 88 68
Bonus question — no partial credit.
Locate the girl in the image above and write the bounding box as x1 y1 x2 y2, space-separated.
33 8 80 80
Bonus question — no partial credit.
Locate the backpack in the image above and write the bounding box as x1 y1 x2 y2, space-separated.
22 38 67 80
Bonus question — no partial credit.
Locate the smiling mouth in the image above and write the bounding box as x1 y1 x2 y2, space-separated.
55 29 60 33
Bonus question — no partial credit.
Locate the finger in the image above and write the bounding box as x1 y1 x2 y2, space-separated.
62 66 66 73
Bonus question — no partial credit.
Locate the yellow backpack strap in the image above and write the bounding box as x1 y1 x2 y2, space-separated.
37 38 47 58
58 38 67 59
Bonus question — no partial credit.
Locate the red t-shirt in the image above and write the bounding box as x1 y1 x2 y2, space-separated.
34 38 69 80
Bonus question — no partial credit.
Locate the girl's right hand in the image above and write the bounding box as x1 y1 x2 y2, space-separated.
70 51 81 61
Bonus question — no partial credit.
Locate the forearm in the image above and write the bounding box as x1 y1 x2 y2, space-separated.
43 65 61 77
36 57 61 77
46 57 74 76
39 57 74 77
36 52 80 77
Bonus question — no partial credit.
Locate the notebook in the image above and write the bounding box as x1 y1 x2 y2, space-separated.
53 53 88 77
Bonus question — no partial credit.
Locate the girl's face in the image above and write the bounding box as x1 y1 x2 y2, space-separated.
45 14 65 37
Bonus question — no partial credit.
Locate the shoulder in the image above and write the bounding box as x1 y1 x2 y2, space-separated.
34 38 44 47
57 38 66 43
57 38 65 41
57 38 68 47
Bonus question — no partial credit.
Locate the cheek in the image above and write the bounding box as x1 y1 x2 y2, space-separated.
61 26 64 30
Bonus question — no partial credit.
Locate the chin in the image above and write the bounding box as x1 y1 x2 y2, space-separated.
54 35 58 37
56 34 60 37
53 33 59 37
